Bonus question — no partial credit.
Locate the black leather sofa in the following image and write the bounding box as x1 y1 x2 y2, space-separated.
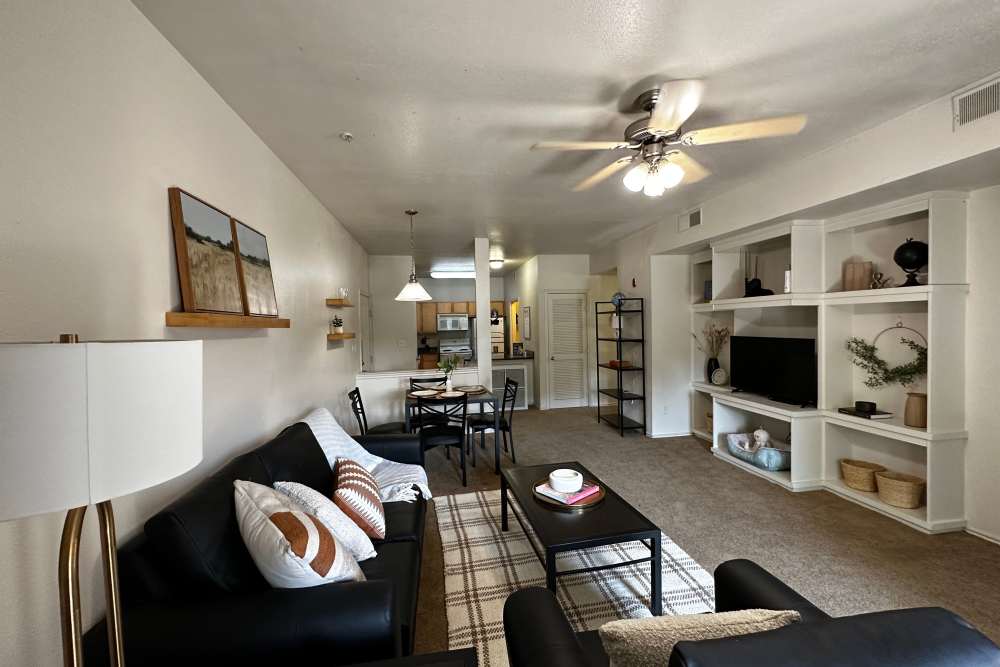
504 559 1000 667
84 421 427 666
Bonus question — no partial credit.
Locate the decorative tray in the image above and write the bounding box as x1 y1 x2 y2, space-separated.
455 385 487 394
532 478 606 513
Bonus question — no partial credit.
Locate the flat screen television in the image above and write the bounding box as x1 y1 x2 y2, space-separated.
730 336 817 407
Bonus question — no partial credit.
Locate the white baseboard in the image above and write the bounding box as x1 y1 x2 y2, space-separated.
966 526 1000 546
648 431 692 439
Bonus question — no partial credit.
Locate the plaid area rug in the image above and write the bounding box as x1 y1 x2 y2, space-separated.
434 490 714 667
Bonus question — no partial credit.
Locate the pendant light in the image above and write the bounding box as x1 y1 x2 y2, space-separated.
395 209 432 301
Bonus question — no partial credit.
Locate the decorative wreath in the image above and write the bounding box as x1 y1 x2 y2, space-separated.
845 323 927 389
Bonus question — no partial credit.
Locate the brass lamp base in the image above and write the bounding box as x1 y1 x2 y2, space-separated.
58 501 125 667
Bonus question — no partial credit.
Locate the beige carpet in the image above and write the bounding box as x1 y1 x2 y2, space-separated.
416 407 1000 653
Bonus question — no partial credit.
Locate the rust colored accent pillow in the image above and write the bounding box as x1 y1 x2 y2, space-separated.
333 458 385 539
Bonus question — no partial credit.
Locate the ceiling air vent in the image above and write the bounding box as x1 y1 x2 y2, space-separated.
953 77 1000 129
679 207 702 232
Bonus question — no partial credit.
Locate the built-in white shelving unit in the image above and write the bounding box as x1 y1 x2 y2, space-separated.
688 191 969 534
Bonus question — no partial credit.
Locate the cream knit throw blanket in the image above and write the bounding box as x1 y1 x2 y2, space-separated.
301 408 431 503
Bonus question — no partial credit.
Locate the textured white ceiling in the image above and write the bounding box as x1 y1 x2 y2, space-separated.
134 0 1000 271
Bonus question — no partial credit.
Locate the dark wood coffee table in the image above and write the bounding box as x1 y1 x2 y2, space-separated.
500 461 662 615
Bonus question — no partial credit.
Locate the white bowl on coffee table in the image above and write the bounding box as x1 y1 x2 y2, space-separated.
549 468 583 493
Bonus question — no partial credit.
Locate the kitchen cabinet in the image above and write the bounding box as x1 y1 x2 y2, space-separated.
490 300 504 316
418 352 438 369
451 301 468 314
437 302 453 314
467 301 476 317
418 302 438 333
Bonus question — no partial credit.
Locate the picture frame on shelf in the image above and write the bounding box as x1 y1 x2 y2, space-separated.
169 187 244 314
233 219 279 317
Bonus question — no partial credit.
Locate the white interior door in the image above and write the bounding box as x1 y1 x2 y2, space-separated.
545 292 587 409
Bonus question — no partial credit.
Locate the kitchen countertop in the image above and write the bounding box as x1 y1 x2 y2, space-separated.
494 353 534 362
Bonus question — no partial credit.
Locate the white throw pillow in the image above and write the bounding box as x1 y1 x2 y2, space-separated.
599 609 800 667
273 481 377 562
234 480 365 588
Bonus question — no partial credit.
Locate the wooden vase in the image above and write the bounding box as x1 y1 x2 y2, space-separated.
904 392 927 428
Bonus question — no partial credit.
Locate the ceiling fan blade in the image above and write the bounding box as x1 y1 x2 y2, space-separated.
531 140 631 151
665 150 711 184
681 114 807 146
572 157 634 192
648 79 705 135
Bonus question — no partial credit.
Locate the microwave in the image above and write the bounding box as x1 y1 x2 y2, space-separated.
437 314 469 331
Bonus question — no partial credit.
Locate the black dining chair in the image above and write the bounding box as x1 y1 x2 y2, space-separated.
348 387 407 435
417 393 470 486
467 377 518 465
408 376 450 432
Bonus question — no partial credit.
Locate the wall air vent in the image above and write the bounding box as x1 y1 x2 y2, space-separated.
679 207 702 232
953 77 1000 129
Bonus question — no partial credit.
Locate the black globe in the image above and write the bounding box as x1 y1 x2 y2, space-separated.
894 238 928 286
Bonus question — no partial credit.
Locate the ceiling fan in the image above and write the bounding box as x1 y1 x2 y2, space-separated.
531 80 807 196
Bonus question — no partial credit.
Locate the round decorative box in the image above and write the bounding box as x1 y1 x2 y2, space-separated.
548 468 583 493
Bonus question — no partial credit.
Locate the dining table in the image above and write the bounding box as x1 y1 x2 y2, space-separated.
403 389 504 474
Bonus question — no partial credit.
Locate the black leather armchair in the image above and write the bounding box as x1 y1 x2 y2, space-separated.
84 423 426 666
504 559 1000 667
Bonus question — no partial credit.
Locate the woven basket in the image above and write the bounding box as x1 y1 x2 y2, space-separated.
875 471 926 509
840 459 885 492
705 413 714 434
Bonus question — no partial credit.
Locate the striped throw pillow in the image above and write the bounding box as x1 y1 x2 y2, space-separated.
234 480 365 588
333 458 385 540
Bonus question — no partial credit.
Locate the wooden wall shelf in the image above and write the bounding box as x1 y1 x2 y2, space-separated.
326 298 354 307
165 312 291 328
327 332 356 341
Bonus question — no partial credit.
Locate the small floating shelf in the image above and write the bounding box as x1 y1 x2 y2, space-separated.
327 332 356 341
165 312 290 328
326 298 354 307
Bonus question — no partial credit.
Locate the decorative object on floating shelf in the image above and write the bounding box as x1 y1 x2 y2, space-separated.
692 321 731 382
437 354 460 392
870 271 893 290
330 315 344 334
841 260 874 292
710 367 728 386
846 321 928 428
338 287 350 301
233 219 279 317
893 238 929 287
742 252 774 297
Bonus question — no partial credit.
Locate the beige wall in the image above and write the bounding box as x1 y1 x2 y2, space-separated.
369 255 418 371
0 2 368 664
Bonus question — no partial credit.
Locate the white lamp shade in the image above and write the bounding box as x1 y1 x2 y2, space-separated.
395 277 432 301
0 340 203 521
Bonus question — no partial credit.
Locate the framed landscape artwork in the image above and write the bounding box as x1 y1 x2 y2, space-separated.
168 187 280 317
233 220 278 317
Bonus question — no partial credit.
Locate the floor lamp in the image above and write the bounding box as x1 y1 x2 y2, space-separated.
0 337 203 667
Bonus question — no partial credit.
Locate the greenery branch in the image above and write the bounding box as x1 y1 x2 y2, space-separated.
845 336 927 388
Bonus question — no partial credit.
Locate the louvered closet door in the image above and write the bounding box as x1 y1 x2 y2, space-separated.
545 292 587 409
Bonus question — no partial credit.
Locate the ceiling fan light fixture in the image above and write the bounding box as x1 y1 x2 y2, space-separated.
660 161 685 189
643 166 667 197
489 259 505 270
622 162 650 192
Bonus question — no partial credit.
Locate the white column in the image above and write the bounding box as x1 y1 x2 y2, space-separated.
474 238 493 387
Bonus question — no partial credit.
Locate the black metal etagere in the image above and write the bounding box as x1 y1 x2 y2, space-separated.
595 297 645 436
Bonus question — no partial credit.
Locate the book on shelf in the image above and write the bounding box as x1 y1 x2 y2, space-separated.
534 482 600 505
838 407 894 420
